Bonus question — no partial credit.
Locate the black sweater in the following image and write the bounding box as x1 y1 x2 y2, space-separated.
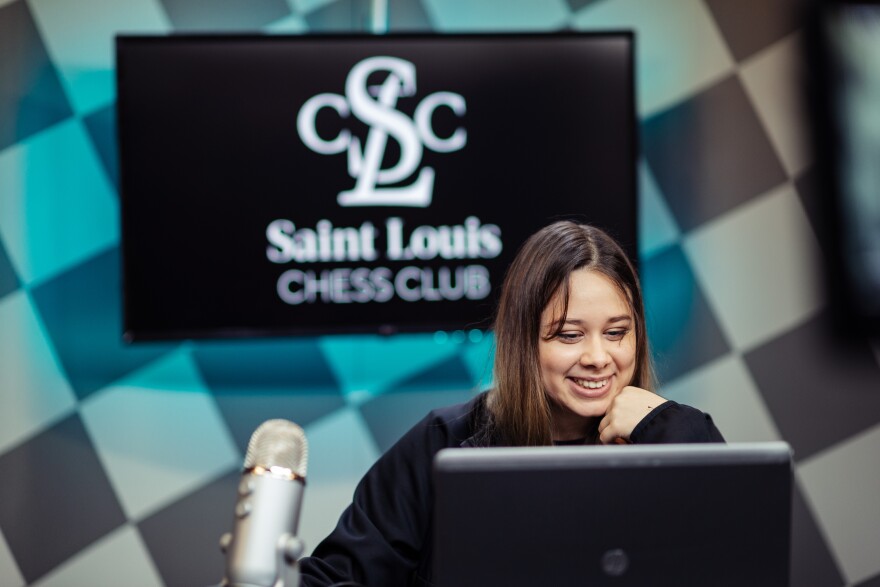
300 392 724 587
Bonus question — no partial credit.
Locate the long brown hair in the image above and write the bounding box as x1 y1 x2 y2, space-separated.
487 221 655 446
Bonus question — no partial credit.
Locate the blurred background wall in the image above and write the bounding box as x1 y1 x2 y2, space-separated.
1 0 879 585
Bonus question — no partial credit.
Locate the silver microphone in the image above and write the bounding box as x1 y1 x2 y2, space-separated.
220 419 308 587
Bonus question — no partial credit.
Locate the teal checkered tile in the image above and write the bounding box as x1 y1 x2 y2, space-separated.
82 104 119 192
638 159 681 259
642 243 731 382
319 333 460 402
0 120 117 285
458 331 495 390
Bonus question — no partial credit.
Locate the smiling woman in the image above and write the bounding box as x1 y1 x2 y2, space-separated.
299 220 724 587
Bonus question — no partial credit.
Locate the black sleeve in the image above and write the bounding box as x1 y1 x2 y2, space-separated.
299 411 451 587
629 401 725 444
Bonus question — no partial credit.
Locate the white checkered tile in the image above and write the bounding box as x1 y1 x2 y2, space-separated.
80 350 240 521
422 0 570 32
740 32 813 178
0 120 117 286
29 0 171 114
301 405 381 556
0 291 76 455
0 527 24 587
798 423 880 585
661 353 782 443
31 525 162 587
683 182 825 352
572 0 735 117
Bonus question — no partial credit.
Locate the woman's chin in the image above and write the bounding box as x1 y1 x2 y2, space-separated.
550 397 609 429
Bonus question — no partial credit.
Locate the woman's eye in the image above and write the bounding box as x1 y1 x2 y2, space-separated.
557 332 582 342
606 329 628 340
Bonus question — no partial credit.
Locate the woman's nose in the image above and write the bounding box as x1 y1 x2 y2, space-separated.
579 338 611 369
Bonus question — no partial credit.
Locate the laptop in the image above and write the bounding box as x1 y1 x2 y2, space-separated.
433 442 792 587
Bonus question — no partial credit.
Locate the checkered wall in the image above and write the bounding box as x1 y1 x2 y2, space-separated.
0 0 878 586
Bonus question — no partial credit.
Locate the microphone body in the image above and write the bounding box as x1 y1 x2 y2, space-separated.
221 420 308 587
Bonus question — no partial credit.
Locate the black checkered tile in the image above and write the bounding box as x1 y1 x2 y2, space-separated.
138 469 239 587
744 310 880 461
642 75 787 232
0 414 126 583
704 0 804 62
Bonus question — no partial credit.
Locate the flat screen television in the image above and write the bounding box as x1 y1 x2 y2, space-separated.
808 1 880 334
116 32 637 341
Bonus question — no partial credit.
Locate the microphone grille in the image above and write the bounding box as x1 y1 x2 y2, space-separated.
244 419 308 478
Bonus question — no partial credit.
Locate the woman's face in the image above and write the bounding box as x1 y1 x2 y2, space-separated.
538 269 637 440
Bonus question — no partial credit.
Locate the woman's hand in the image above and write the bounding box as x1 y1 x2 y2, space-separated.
598 386 668 444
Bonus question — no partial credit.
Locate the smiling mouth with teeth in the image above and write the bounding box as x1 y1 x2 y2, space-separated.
573 378 608 389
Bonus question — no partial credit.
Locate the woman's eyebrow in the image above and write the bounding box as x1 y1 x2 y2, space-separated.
561 315 632 325
607 315 632 323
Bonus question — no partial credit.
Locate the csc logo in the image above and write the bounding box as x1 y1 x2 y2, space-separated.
296 56 466 208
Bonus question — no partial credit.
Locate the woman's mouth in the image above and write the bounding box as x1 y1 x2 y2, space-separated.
569 376 611 397
572 377 607 389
